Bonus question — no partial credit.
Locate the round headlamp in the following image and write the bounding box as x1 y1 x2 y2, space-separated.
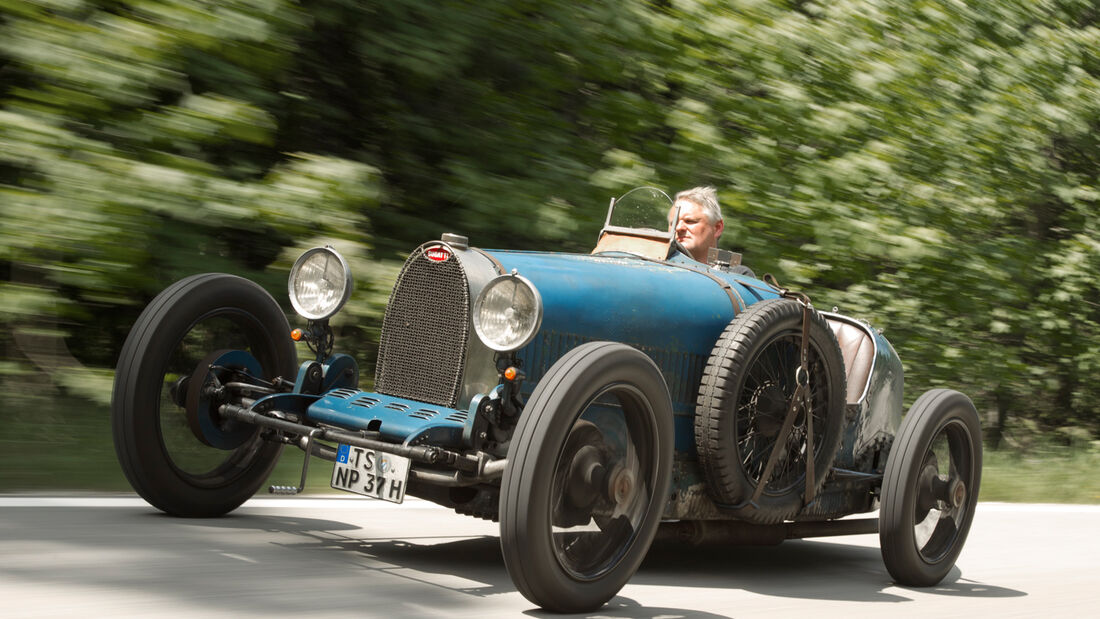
287 246 353 321
473 272 543 352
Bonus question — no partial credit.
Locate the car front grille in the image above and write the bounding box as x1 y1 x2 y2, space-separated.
374 245 470 407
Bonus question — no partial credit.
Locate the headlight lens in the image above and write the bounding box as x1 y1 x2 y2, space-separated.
473 273 543 352
287 246 353 321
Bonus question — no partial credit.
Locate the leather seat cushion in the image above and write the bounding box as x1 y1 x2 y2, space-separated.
828 319 874 405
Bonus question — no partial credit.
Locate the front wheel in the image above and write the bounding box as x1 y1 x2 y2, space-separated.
111 273 297 517
880 389 982 586
500 342 674 613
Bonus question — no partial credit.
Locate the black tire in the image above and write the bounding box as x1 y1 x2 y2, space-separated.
695 298 846 524
112 273 297 517
500 342 674 613
880 389 982 586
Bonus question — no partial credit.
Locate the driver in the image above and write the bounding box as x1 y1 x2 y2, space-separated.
669 186 724 263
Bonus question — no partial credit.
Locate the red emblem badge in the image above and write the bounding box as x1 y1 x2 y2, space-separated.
425 245 452 262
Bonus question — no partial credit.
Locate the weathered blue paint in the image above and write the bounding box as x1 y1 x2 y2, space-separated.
306 389 469 446
320 354 360 392
461 385 504 446
292 361 314 393
481 249 780 453
490 250 777 354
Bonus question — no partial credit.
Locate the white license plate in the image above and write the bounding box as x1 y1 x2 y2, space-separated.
330 444 411 503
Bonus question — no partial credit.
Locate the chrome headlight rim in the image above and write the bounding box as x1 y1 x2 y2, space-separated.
287 246 354 321
472 272 543 353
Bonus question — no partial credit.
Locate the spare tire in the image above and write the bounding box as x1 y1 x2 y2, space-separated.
695 298 846 524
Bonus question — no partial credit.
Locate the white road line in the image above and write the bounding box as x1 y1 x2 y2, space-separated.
218 552 259 564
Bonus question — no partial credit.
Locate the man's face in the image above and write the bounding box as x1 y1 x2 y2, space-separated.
670 199 724 262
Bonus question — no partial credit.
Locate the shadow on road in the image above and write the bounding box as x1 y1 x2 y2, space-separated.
162 505 1029 608
637 537 1025 604
197 506 1026 609
0 502 1026 617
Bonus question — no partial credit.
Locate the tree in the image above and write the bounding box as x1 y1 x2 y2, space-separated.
1 0 1097 440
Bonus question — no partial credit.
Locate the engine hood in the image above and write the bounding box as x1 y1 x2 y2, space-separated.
480 249 780 418
485 249 776 354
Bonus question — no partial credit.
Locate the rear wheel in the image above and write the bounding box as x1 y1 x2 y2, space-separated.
500 342 673 613
112 274 297 517
880 389 982 586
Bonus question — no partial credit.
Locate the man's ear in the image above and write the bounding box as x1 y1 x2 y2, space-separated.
714 219 725 239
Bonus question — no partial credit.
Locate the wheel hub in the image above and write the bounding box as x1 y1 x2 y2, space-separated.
556 422 614 527
559 420 641 521
948 478 967 509
566 444 605 508
607 463 637 508
753 383 788 438
185 349 263 450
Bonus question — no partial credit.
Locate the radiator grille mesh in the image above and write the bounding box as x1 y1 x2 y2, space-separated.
375 246 470 407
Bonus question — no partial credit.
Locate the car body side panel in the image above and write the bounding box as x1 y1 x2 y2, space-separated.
850 328 904 460
484 249 780 453
817 312 905 468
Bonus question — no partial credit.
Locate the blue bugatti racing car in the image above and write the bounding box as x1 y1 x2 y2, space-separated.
112 187 982 612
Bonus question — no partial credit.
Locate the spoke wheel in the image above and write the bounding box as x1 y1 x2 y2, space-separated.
880 389 982 586
695 298 846 523
500 342 673 613
112 274 296 517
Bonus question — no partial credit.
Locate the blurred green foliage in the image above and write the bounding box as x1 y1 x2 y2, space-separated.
1 0 1098 491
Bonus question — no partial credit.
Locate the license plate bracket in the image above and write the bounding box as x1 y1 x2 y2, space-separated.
330 444 411 503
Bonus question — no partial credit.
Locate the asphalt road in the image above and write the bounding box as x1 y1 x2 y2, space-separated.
1 496 1095 618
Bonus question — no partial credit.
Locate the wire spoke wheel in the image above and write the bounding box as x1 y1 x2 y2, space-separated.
736 331 832 495
696 298 846 524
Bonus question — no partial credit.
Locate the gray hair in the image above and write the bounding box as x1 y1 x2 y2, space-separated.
674 186 722 224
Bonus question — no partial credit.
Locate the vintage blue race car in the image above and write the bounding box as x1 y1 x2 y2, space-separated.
112 187 982 613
